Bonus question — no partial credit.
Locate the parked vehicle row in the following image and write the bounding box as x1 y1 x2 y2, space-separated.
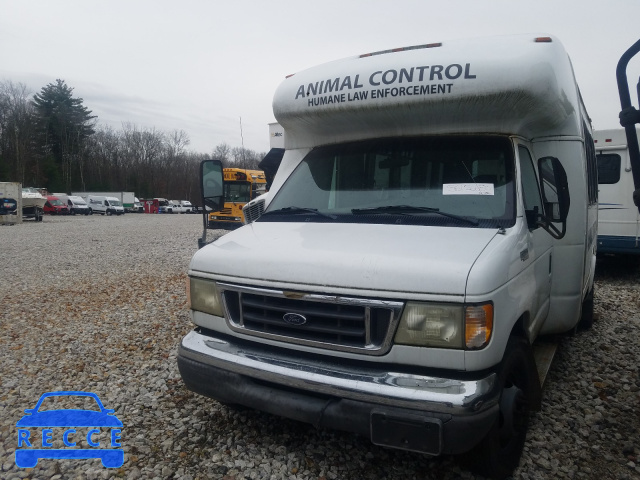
159 200 193 214
36 192 199 216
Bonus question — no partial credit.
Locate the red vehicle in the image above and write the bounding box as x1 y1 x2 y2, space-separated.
44 196 69 215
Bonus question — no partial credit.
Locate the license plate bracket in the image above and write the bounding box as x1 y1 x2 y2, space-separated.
370 410 442 455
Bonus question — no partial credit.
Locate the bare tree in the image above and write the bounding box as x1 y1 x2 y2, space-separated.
212 142 231 162
0 80 37 184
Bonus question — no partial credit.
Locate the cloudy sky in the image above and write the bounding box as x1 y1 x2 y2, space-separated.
2 0 640 154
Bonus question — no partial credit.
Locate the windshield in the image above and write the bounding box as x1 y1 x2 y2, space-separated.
109 200 122 206
224 182 251 203
71 197 87 205
50 199 65 206
265 136 516 228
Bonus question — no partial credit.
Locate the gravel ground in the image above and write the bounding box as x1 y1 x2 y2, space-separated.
0 214 639 480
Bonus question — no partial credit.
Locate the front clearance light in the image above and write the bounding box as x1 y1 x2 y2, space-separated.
188 277 224 317
395 303 464 348
465 303 493 349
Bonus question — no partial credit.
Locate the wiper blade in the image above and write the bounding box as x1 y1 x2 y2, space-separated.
352 205 440 214
351 205 479 226
262 206 337 220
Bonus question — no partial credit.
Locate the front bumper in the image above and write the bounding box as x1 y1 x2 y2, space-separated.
207 220 241 230
178 329 500 455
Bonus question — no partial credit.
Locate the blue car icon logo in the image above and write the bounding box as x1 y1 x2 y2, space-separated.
15 391 123 468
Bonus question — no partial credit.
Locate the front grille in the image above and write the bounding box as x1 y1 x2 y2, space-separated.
243 199 265 223
219 283 404 355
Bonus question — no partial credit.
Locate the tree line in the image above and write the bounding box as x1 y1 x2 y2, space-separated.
0 79 266 203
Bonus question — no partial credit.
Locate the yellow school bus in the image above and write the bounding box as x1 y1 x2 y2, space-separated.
208 168 267 229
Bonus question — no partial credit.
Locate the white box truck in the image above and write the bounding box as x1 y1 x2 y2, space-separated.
179 34 598 478
594 128 640 254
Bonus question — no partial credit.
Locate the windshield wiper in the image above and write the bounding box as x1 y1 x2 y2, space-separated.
351 205 479 226
262 206 337 220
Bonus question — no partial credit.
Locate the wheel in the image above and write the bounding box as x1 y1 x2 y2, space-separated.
88 208 93 215
463 336 539 479
106 210 112 216
578 286 594 330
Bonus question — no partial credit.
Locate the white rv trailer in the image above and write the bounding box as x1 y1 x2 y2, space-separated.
180 34 597 478
594 128 640 254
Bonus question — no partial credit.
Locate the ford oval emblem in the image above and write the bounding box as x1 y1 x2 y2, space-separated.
283 313 307 326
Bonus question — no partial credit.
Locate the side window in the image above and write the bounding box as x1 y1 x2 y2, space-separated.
597 154 621 184
519 145 543 214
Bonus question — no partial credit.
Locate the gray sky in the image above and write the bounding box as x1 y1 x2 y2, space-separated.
2 0 640 154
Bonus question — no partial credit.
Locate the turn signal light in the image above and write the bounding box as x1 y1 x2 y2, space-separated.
465 304 493 349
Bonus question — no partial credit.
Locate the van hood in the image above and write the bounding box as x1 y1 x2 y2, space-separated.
191 222 499 296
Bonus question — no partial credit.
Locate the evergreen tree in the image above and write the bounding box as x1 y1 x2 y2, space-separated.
32 79 96 191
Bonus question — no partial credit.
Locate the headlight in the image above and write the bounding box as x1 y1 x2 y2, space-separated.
188 277 224 317
394 302 493 349
395 303 464 348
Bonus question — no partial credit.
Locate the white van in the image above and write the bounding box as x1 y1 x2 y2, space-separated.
179 34 597 478
86 195 125 215
67 195 91 215
594 128 640 254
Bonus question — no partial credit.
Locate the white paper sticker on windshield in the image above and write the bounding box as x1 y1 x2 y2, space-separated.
443 183 494 195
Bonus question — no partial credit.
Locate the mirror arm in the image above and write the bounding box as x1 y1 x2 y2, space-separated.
536 216 566 240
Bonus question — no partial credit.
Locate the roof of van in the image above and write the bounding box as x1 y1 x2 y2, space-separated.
273 34 587 148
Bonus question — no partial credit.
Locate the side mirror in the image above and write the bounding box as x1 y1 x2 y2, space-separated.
201 160 224 212
537 156 570 239
199 159 224 248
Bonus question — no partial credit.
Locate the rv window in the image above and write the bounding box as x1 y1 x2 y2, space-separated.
596 154 621 184
266 136 516 228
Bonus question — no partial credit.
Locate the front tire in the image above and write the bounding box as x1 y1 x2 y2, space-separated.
463 336 539 479
578 286 595 330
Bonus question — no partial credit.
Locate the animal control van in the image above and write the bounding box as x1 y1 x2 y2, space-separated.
179 34 597 479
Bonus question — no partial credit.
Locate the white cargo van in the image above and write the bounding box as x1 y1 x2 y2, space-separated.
179 34 597 478
594 128 640 254
86 195 125 215
67 195 91 215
